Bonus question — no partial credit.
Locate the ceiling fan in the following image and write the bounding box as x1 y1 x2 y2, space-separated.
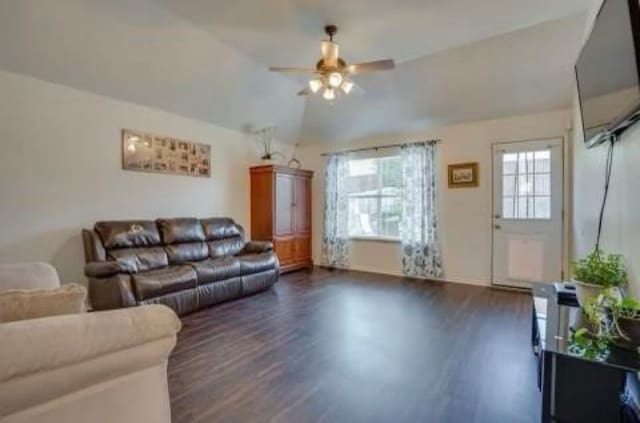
269 25 395 101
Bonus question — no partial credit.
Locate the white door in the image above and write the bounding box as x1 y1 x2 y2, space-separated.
492 138 564 288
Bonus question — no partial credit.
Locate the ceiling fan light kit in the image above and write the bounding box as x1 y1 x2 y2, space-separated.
269 25 395 102
309 79 323 93
341 80 354 94
328 72 343 88
323 88 336 101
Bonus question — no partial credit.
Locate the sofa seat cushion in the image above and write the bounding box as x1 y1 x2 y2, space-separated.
132 266 197 301
238 252 277 275
191 257 241 285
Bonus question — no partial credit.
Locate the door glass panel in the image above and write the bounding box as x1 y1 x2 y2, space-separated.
534 174 550 196
534 150 550 172
534 197 551 219
503 153 518 174
502 149 551 220
517 197 528 218
518 175 532 195
503 175 516 197
503 197 515 219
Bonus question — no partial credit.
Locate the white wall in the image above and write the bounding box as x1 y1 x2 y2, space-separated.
571 91 640 295
298 109 570 286
0 70 291 284
570 0 640 295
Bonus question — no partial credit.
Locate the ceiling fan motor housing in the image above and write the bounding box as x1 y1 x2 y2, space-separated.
325 25 338 40
316 58 347 72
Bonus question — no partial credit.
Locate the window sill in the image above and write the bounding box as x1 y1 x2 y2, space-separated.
349 236 401 244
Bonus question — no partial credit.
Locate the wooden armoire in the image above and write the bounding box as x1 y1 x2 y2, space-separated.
250 165 314 273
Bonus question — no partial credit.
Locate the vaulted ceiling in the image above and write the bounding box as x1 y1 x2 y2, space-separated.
0 0 598 144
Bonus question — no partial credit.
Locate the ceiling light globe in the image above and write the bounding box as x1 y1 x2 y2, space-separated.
328 72 343 88
309 79 323 93
341 80 354 94
323 88 336 101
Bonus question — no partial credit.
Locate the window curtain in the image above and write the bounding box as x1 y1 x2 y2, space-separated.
400 141 443 278
321 152 350 268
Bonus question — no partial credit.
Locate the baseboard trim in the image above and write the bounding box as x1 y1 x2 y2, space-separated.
321 264 491 288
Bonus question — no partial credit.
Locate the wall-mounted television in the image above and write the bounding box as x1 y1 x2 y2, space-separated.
576 0 640 148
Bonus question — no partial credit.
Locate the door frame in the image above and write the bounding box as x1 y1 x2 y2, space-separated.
490 136 566 289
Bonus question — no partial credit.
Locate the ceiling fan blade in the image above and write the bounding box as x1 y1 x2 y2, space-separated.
321 41 339 68
297 87 311 96
346 59 395 74
269 66 318 74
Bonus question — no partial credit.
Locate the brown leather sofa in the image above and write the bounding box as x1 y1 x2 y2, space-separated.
82 217 278 315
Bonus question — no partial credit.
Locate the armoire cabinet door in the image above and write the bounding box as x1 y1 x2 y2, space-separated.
294 176 311 235
293 236 311 262
274 238 295 266
275 173 295 236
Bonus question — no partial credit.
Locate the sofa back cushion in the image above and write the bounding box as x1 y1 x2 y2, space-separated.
201 218 245 258
95 221 161 249
157 218 208 264
157 218 205 244
0 284 87 323
94 220 168 273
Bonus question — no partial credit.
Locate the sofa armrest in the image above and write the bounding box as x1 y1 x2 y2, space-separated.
88 273 137 310
0 305 181 384
84 261 128 278
241 241 274 254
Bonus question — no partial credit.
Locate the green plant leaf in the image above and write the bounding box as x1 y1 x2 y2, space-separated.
572 249 628 287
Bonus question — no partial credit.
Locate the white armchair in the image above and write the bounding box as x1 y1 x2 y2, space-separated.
0 263 181 423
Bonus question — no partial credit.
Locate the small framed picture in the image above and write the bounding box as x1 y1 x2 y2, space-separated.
448 162 479 188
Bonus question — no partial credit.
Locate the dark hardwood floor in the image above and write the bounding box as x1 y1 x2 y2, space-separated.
168 268 539 423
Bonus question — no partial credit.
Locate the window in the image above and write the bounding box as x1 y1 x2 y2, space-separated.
347 155 402 239
502 150 551 220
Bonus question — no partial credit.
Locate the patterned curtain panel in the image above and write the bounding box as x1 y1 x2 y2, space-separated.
321 152 350 268
400 142 443 278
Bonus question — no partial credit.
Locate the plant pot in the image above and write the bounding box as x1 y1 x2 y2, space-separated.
574 280 605 308
616 317 640 347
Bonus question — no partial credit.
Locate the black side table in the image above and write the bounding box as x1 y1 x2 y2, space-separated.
531 283 640 423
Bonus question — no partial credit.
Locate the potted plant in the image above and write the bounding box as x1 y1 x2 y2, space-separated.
612 296 640 347
572 250 627 307
256 126 283 164
570 288 640 359
570 289 618 360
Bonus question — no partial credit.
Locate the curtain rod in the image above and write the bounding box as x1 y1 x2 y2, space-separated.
320 139 442 157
